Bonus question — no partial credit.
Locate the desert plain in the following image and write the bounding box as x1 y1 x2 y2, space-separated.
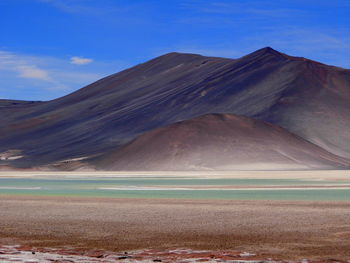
0 170 350 262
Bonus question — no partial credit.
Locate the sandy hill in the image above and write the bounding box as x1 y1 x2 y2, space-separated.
94 114 350 171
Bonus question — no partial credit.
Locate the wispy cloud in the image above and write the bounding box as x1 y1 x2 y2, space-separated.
155 27 350 69
37 0 121 15
70 56 93 65
243 27 350 67
37 0 99 15
0 50 129 100
181 1 302 18
172 1 350 68
17 65 51 81
0 51 52 82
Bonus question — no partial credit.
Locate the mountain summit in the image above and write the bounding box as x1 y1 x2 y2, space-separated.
1 47 350 170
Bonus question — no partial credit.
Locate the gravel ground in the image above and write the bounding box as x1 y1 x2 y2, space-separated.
1 196 350 260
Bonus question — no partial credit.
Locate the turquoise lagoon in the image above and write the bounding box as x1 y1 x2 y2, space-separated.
1 177 350 201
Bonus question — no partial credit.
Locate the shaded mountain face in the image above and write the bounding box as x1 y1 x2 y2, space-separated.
1 47 350 169
94 114 350 171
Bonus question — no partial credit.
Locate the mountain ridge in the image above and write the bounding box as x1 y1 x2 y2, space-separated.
1 47 350 170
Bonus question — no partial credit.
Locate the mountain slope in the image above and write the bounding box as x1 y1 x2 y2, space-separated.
1 47 350 169
94 114 350 171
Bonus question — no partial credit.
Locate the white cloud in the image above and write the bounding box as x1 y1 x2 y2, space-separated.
0 51 52 81
70 56 93 65
0 49 130 100
16 65 51 81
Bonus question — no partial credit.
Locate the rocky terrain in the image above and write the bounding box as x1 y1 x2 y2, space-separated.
2 245 348 263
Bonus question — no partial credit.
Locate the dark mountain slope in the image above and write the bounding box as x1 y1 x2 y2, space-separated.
257 60 350 159
0 53 234 167
1 47 350 169
94 114 350 171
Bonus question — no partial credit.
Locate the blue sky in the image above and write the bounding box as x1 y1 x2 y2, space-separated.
1 0 350 101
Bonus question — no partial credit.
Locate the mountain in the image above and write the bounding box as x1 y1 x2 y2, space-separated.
93 114 350 171
1 47 350 170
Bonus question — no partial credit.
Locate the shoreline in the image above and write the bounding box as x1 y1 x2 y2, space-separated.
1 170 350 180
1 245 348 263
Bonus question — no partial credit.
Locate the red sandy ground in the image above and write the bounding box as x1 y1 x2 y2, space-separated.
1 196 350 261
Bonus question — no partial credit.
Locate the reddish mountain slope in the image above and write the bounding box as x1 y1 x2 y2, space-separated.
95 114 350 171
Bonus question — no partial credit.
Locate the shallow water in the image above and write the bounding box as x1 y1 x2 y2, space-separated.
1 177 350 201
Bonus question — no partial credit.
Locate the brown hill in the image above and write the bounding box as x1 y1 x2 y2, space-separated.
94 114 350 171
